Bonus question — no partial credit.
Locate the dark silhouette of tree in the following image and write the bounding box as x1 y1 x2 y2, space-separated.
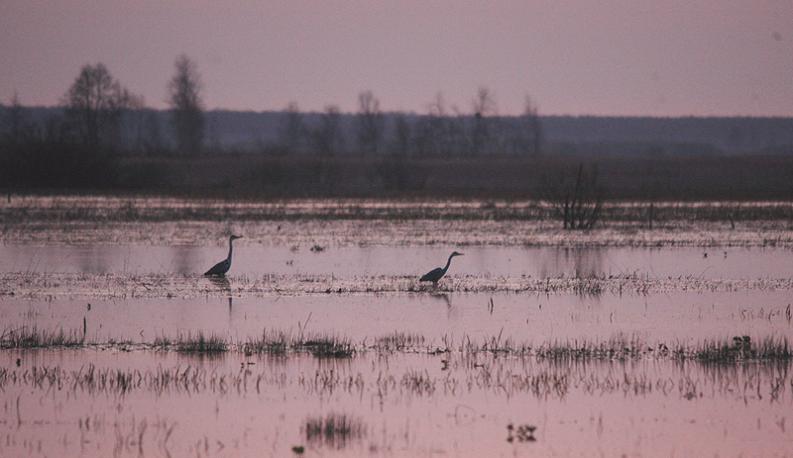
167 54 204 154
415 92 453 156
141 110 165 154
470 86 496 155
543 163 604 230
391 113 412 156
62 63 137 148
278 101 304 154
311 105 344 156
2 92 31 145
523 95 543 156
356 90 384 154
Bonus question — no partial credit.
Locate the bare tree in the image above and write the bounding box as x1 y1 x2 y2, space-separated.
167 54 204 154
415 92 451 156
2 92 30 144
523 95 543 156
311 105 344 156
356 90 384 154
543 163 604 230
278 101 304 154
470 86 497 156
62 63 137 148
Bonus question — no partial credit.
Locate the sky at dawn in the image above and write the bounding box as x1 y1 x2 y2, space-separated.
1 0 791 116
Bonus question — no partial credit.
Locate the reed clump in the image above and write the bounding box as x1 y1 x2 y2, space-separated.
303 413 366 449
0 326 84 348
175 332 227 353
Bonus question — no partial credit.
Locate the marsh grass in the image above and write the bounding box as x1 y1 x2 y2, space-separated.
0 326 84 348
5 271 793 299
243 330 290 356
374 332 426 351
242 331 353 358
300 336 354 358
536 336 644 361
2 326 791 364
678 336 792 363
174 332 227 353
303 413 366 449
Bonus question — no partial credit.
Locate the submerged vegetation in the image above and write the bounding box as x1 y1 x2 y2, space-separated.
0 326 85 348
303 413 366 449
677 336 792 363
3 327 791 363
4 271 793 300
173 332 228 353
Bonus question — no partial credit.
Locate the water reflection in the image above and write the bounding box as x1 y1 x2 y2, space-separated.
3 290 792 345
2 352 791 457
428 292 451 308
171 246 201 275
2 245 791 279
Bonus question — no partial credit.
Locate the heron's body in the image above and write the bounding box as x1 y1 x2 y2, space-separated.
420 251 463 285
204 235 242 276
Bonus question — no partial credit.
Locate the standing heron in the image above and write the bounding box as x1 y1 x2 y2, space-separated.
420 251 463 286
204 235 243 276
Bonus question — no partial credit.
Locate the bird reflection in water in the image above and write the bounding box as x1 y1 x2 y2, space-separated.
206 275 233 316
429 292 451 308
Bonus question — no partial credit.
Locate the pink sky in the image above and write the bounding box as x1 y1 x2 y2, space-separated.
1 0 790 116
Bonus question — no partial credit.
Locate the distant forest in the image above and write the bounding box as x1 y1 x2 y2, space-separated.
2 59 792 198
3 105 793 156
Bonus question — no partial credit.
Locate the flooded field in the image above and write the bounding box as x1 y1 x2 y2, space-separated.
1 196 793 456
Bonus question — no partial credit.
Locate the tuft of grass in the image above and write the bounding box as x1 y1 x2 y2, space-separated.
374 332 425 351
243 330 290 355
0 326 84 348
303 413 365 449
300 336 354 358
535 336 643 361
153 335 172 348
680 336 792 363
571 276 604 297
175 332 227 353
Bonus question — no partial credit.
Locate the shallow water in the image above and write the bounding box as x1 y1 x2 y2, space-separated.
3 229 793 456
1 350 791 458
2 244 792 279
1 290 791 346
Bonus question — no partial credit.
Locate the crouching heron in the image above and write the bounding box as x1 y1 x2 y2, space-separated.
204 235 243 276
420 251 463 286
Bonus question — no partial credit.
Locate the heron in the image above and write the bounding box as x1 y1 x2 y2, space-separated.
420 251 463 286
204 235 243 276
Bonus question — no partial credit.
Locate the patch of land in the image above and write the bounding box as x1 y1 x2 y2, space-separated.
2 196 793 247
2 272 792 299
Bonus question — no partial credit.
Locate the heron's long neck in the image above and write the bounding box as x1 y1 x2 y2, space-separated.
442 254 454 273
227 238 234 261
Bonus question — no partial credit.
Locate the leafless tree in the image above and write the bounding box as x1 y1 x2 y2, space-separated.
278 101 305 154
543 163 604 230
522 95 543 156
62 63 137 148
2 92 31 144
356 90 384 154
470 86 497 155
311 105 344 156
167 54 204 154
414 92 451 156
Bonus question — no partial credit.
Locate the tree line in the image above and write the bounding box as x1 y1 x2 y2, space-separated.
1 55 544 159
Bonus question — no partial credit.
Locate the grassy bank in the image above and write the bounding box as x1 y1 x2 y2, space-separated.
2 152 793 200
